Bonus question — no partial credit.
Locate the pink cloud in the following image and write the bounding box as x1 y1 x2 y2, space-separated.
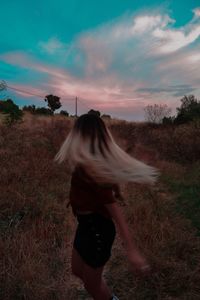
2 5 200 121
79 36 113 75
1 51 148 118
0 52 71 80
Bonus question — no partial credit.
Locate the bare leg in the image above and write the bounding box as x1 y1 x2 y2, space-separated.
82 260 113 300
71 247 84 279
71 247 112 299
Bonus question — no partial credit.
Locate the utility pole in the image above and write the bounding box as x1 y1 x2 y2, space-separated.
75 96 78 117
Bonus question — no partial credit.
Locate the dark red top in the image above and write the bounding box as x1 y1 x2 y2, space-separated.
69 165 116 219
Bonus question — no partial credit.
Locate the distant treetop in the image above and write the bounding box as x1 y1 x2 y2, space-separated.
44 94 62 113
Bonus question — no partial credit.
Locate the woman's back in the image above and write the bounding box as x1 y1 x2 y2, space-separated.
69 165 116 219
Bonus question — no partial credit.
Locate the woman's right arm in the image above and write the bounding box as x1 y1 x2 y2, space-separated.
104 201 151 274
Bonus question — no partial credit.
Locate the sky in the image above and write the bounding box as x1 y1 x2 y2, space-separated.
0 0 200 121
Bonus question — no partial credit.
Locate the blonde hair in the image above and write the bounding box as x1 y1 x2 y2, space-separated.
54 114 160 185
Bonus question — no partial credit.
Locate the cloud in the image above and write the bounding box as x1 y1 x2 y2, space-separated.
0 51 147 111
73 7 200 100
0 52 71 79
152 25 200 54
193 8 200 18
39 37 65 54
187 52 200 62
154 46 200 87
73 7 200 83
131 15 174 35
137 84 196 97
1 7 200 120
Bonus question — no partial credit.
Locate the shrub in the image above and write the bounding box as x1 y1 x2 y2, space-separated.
174 95 200 124
60 110 69 117
35 107 53 115
22 105 36 114
0 99 23 126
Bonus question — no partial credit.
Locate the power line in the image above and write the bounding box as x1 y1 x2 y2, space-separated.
0 80 74 102
1 80 113 116
5 81 112 114
7 85 45 99
0 80 91 116
1 79 143 119
6 84 75 102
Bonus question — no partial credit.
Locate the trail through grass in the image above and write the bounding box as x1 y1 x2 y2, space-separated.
162 162 200 234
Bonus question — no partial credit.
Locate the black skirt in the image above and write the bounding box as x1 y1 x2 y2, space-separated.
73 212 116 268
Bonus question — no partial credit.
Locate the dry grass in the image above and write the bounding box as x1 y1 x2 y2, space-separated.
1 115 200 300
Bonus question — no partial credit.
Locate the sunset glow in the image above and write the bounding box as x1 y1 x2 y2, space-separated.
0 1 200 120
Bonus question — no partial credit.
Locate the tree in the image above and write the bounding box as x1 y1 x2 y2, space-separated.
60 110 69 117
35 107 53 115
144 104 172 124
174 95 200 124
0 98 23 126
88 109 101 117
44 94 62 113
22 105 53 115
22 105 36 114
162 116 175 125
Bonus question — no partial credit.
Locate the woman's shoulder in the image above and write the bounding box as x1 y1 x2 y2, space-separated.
72 164 96 185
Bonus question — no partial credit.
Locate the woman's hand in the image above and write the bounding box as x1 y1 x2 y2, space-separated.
126 249 151 276
112 184 125 205
112 184 121 197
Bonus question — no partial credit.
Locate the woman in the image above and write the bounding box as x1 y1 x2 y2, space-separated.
54 113 159 300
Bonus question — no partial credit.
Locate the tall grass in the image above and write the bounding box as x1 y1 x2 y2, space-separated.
1 115 200 299
162 162 200 234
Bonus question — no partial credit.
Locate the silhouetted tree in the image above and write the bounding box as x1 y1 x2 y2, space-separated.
35 107 53 115
144 104 172 124
60 110 69 117
22 105 36 114
0 98 23 126
174 95 200 124
88 109 101 117
44 94 62 113
162 116 175 125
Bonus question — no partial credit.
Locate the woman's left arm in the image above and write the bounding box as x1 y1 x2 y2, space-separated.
104 201 150 274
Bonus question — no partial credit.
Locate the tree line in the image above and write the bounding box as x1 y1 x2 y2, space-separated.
144 95 200 125
0 94 111 126
0 93 200 126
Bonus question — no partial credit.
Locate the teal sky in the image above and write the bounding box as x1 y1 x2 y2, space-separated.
0 0 200 120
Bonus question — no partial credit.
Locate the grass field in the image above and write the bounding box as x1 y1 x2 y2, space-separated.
1 114 200 300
